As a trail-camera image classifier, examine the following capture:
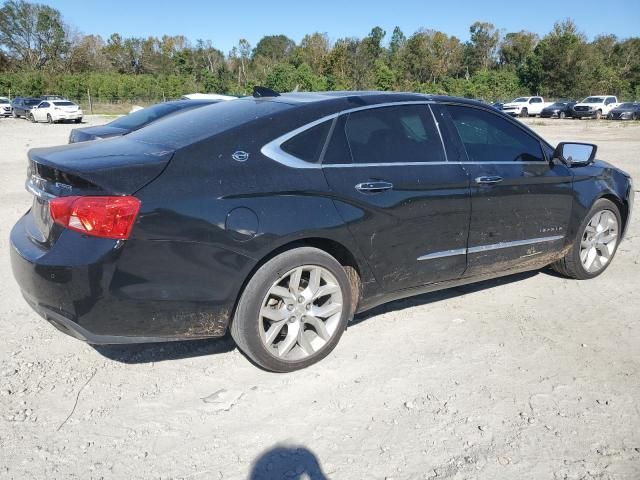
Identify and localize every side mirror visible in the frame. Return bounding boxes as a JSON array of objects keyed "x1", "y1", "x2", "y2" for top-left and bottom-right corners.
[{"x1": 554, "y1": 142, "x2": 597, "y2": 167}]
